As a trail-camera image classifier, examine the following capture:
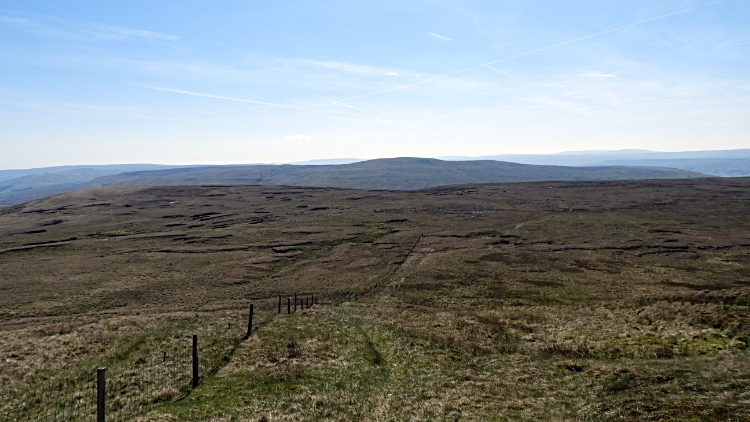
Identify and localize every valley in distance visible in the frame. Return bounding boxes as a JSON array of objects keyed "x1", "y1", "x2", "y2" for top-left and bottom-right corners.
[{"x1": 1, "y1": 171, "x2": 749, "y2": 420}]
